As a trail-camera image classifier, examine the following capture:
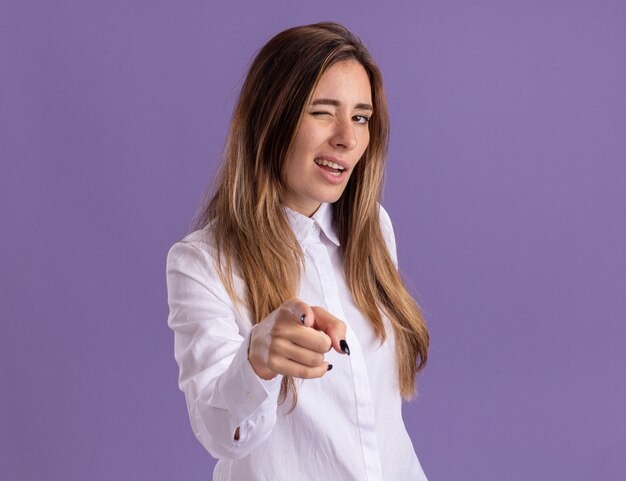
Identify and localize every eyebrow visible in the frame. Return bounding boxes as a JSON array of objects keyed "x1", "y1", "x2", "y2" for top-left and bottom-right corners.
[{"x1": 311, "y1": 98, "x2": 374, "y2": 112}]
